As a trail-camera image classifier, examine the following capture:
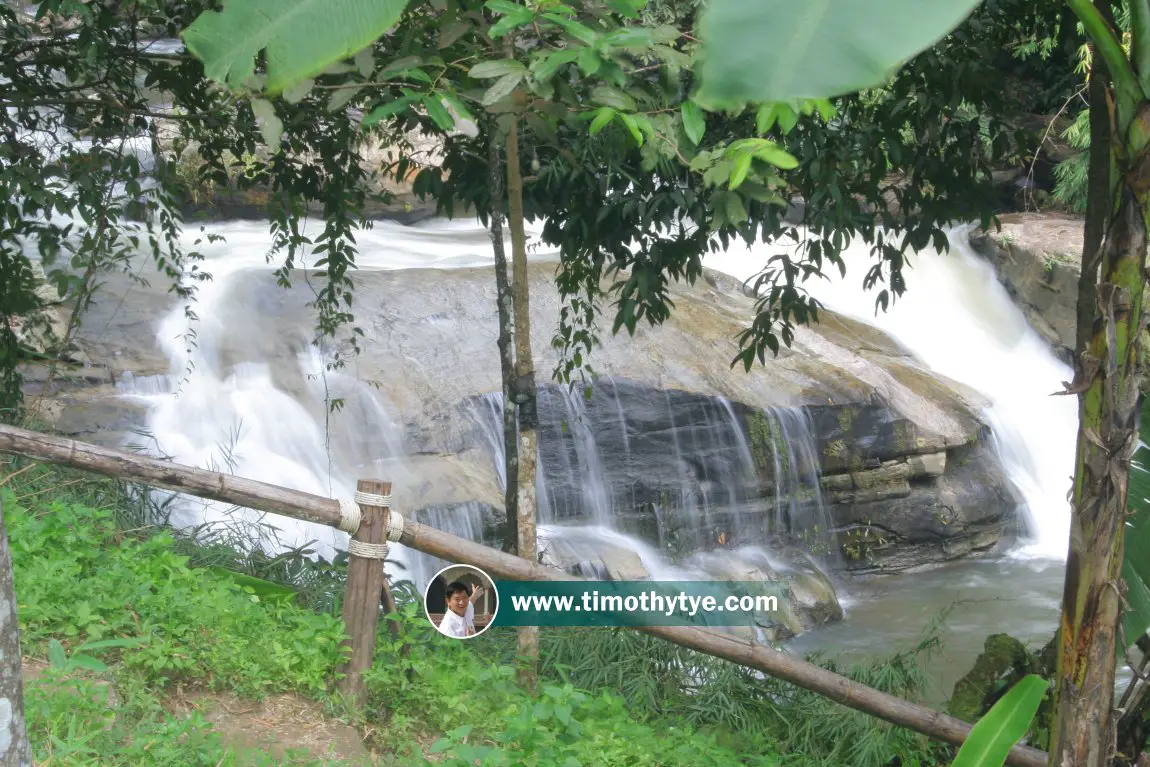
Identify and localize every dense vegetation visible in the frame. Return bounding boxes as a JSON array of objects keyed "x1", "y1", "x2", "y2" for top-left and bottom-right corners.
[{"x1": 7, "y1": 457, "x2": 952, "y2": 766}]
